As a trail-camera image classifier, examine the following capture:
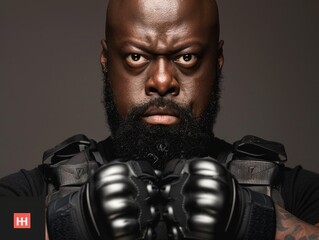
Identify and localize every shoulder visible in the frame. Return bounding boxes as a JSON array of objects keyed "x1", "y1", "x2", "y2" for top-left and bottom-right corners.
[
  {"x1": 0, "y1": 167, "x2": 47, "y2": 197},
  {"x1": 282, "y1": 166, "x2": 319, "y2": 199},
  {"x1": 282, "y1": 165, "x2": 319, "y2": 184},
  {"x1": 0, "y1": 135, "x2": 114, "y2": 197},
  {"x1": 281, "y1": 166, "x2": 319, "y2": 224}
]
